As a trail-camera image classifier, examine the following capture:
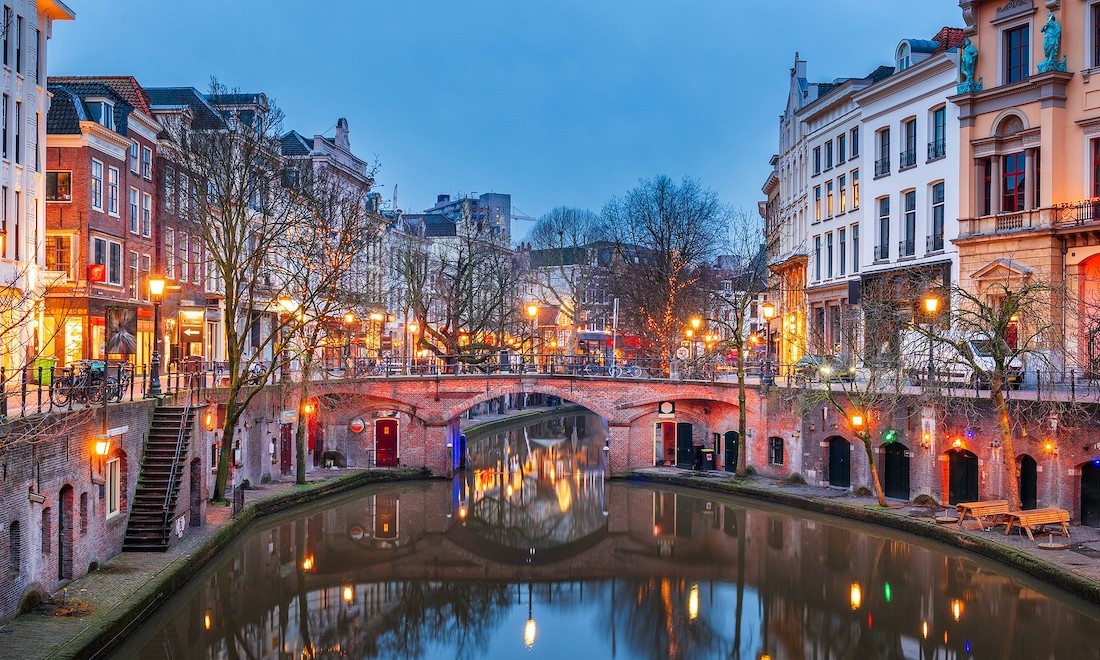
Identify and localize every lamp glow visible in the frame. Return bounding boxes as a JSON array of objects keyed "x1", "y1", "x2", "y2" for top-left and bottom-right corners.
[
  {"x1": 688, "y1": 583, "x2": 700, "y2": 620},
  {"x1": 343, "y1": 585, "x2": 354, "y2": 603},
  {"x1": 524, "y1": 617, "x2": 537, "y2": 648},
  {"x1": 952, "y1": 598, "x2": 962, "y2": 621},
  {"x1": 923, "y1": 295, "x2": 940, "y2": 315},
  {"x1": 850, "y1": 583, "x2": 862, "y2": 610}
]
